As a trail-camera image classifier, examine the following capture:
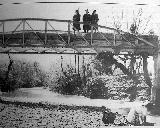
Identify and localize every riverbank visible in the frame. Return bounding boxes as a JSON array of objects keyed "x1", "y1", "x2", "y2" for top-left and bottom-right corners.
[{"x1": 0, "y1": 87, "x2": 160, "y2": 127}]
